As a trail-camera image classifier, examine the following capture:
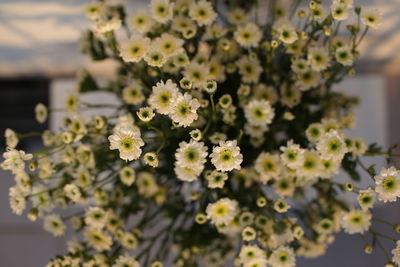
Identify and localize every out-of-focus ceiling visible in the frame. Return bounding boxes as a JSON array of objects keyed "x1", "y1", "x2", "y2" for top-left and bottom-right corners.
[{"x1": 0, "y1": 0, "x2": 399, "y2": 77}]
